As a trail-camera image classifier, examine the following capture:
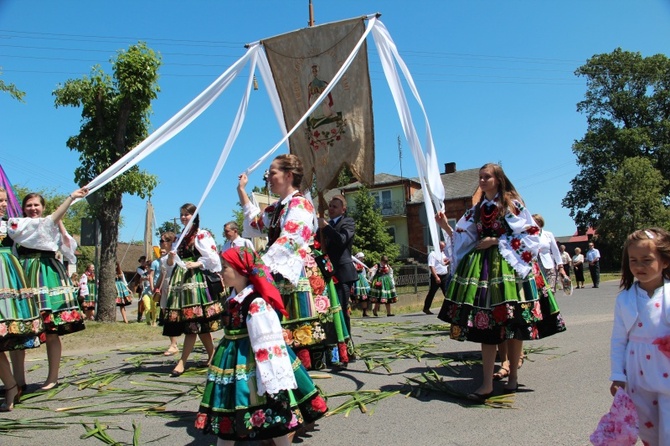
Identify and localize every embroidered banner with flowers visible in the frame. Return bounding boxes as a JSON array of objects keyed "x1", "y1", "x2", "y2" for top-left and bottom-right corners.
[{"x1": 262, "y1": 17, "x2": 375, "y2": 192}]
